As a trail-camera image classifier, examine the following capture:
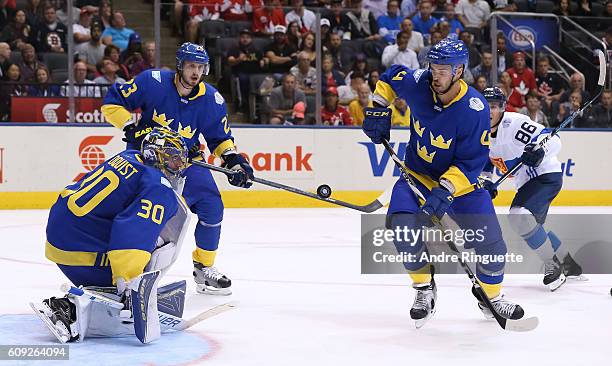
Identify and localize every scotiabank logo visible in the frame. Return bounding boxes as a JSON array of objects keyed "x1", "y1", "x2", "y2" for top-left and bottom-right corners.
[
  {"x1": 207, "y1": 146, "x2": 312, "y2": 171},
  {"x1": 0, "y1": 147, "x2": 4, "y2": 183},
  {"x1": 73, "y1": 136, "x2": 114, "y2": 181}
]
